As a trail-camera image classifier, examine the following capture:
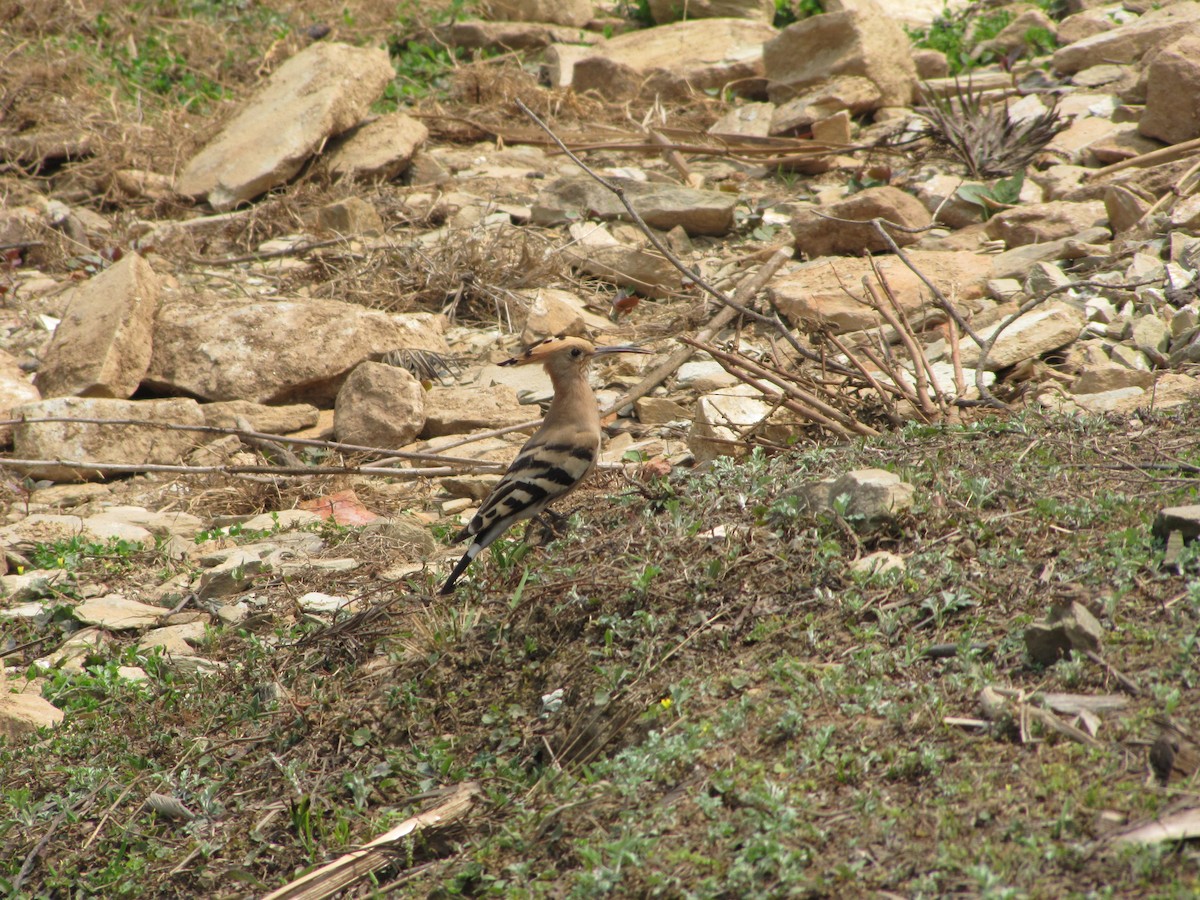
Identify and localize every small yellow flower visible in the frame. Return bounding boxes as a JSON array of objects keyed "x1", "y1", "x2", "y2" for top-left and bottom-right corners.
[{"x1": 660, "y1": 697, "x2": 672, "y2": 710}]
